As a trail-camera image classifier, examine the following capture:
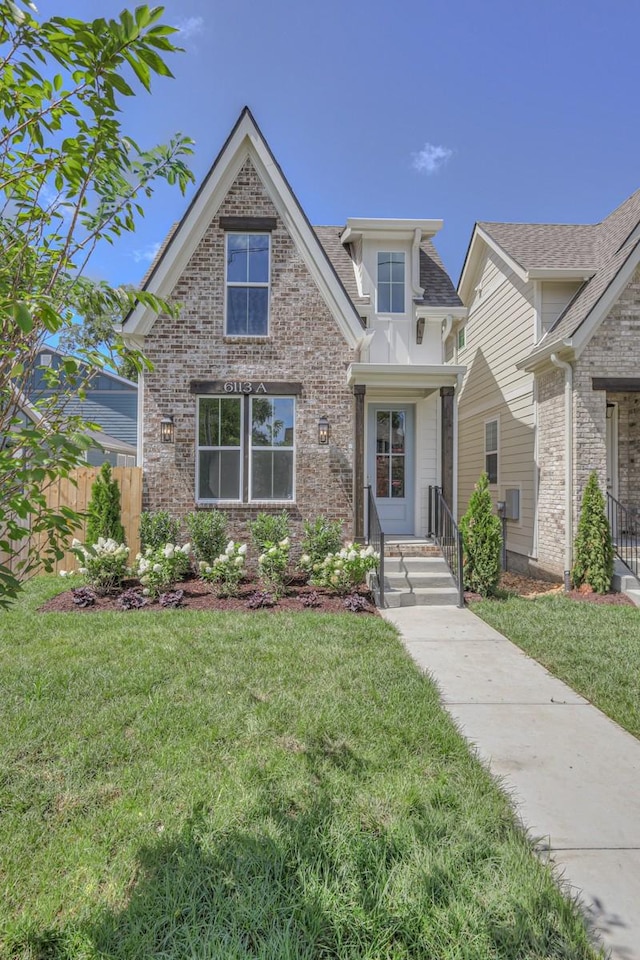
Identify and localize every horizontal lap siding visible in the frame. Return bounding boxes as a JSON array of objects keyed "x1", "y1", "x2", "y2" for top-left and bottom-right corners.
[{"x1": 456, "y1": 250, "x2": 535, "y2": 558}]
